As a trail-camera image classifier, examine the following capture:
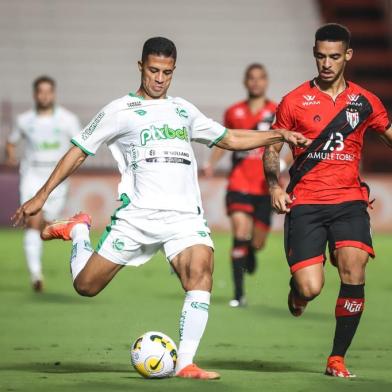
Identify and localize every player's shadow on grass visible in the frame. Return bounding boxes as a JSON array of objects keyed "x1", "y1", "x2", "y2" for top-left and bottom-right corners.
[
  {"x1": 202, "y1": 359, "x2": 318, "y2": 374},
  {"x1": 0, "y1": 362, "x2": 131, "y2": 374}
]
